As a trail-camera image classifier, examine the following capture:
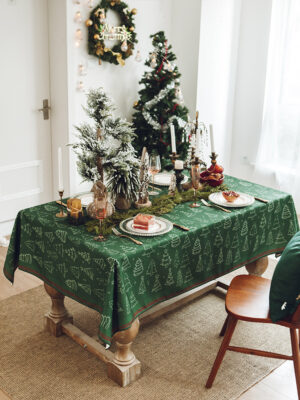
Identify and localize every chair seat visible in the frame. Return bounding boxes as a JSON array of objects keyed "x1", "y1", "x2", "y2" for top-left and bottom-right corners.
[{"x1": 226, "y1": 275, "x2": 272, "y2": 322}]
